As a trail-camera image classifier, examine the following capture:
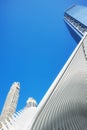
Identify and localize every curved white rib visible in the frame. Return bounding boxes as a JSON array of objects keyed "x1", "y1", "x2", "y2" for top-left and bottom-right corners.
[
  {"x1": 1, "y1": 34, "x2": 87, "y2": 130},
  {"x1": 27, "y1": 33, "x2": 87, "y2": 130}
]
